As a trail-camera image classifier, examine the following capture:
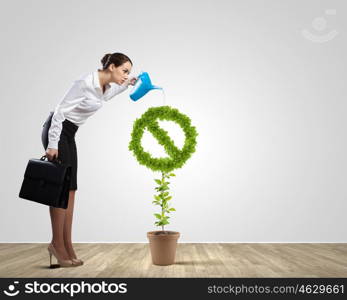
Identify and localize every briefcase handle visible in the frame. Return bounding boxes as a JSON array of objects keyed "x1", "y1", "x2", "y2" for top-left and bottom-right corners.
[{"x1": 40, "y1": 155, "x2": 62, "y2": 165}]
